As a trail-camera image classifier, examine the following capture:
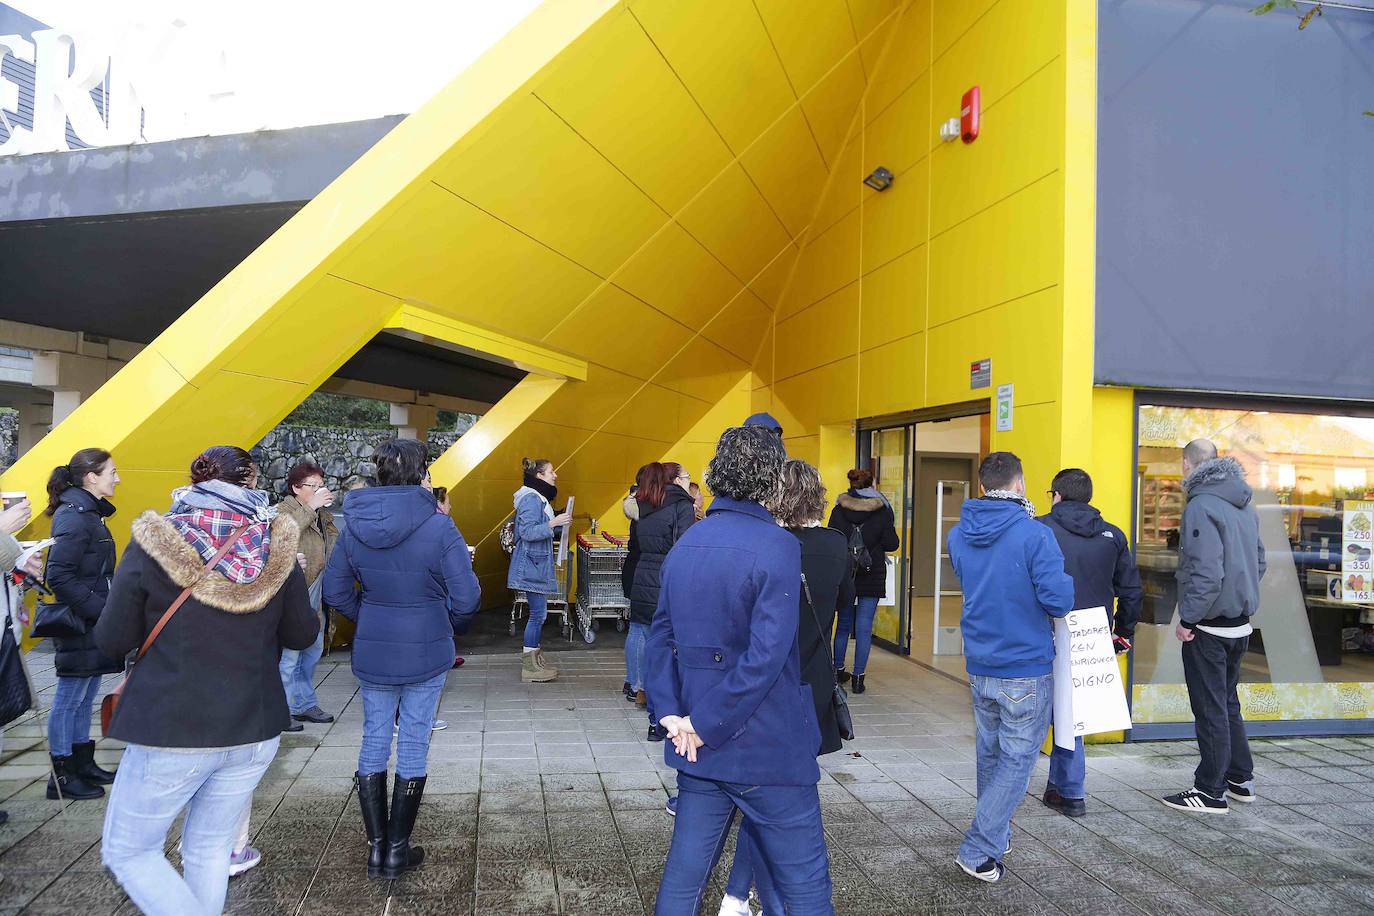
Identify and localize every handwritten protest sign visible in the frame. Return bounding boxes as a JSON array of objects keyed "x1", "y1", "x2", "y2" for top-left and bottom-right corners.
[{"x1": 1052, "y1": 606, "x2": 1132, "y2": 750}]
